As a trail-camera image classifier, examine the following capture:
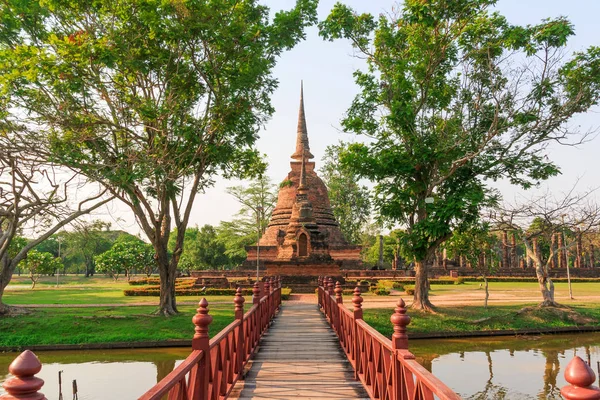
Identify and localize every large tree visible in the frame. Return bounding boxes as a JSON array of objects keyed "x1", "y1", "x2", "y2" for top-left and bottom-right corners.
[
  {"x1": 495, "y1": 190, "x2": 600, "y2": 306},
  {"x1": 319, "y1": 0, "x2": 600, "y2": 310},
  {"x1": 0, "y1": 0, "x2": 318, "y2": 315},
  {"x1": 0, "y1": 150, "x2": 111, "y2": 314},
  {"x1": 62, "y1": 220, "x2": 112, "y2": 277},
  {"x1": 216, "y1": 175, "x2": 278, "y2": 265},
  {"x1": 320, "y1": 142, "x2": 371, "y2": 244}
]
